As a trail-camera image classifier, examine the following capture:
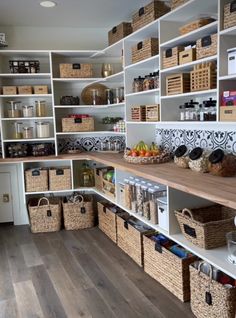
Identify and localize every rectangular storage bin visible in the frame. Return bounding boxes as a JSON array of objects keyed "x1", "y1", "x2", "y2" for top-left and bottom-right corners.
[
  {"x1": 170, "y1": 0, "x2": 189, "y2": 10},
  {"x1": 196, "y1": 33, "x2": 217, "y2": 60},
  {"x1": 179, "y1": 18, "x2": 215, "y2": 35},
  {"x1": 162, "y1": 46, "x2": 185, "y2": 69},
  {"x1": 63, "y1": 194, "x2": 95, "y2": 230},
  {"x1": 131, "y1": 105, "x2": 146, "y2": 121},
  {"x1": 33, "y1": 85, "x2": 48, "y2": 94},
  {"x1": 108, "y1": 22, "x2": 132, "y2": 46},
  {"x1": 62, "y1": 117, "x2": 94, "y2": 132},
  {"x1": 224, "y1": 1, "x2": 236, "y2": 30},
  {"x1": 9, "y1": 60, "x2": 40, "y2": 73},
  {"x1": 166, "y1": 73, "x2": 190, "y2": 95},
  {"x1": 59, "y1": 63, "x2": 93, "y2": 78},
  {"x1": 2, "y1": 86, "x2": 17, "y2": 95},
  {"x1": 132, "y1": 0, "x2": 170, "y2": 32},
  {"x1": 25, "y1": 168, "x2": 48, "y2": 192},
  {"x1": 220, "y1": 106, "x2": 236, "y2": 121},
  {"x1": 175, "y1": 205, "x2": 236, "y2": 249},
  {"x1": 132, "y1": 38, "x2": 159, "y2": 64},
  {"x1": 190, "y1": 62, "x2": 217, "y2": 92},
  {"x1": 190, "y1": 264, "x2": 236, "y2": 318},
  {"x1": 18, "y1": 86, "x2": 32, "y2": 95},
  {"x1": 49, "y1": 167, "x2": 72, "y2": 191},
  {"x1": 179, "y1": 48, "x2": 196, "y2": 65},
  {"x1": 117, "y1": 213, "x2": 153, "y2": 266},
  {"x1": 143, "y1": 234, "x2": 197, "y2": 302},
  {"x1": 28, "y1": 197, "x2": 61, "y2": 233},
  {"x1": 146, "y1": 104, "x2": 160, "y2": 121}
]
